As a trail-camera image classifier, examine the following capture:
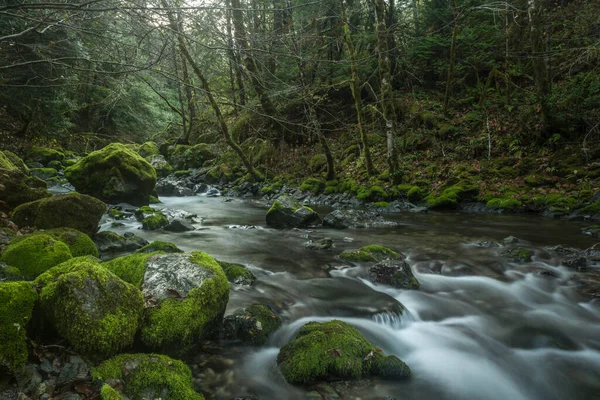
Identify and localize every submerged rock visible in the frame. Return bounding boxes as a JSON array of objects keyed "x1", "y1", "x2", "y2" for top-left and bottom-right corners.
[
  {"x1": 322, "y1": 209, "x2": 400, "y2": 229},
  {"x1": 0, "y1": 281, "x2": 37, "y2": 372},
  {"x1": 11, "y1": 193, "x2": 105, "y2": 236},
  {"x1": 339, "y1": 245, "x2": 402, "y2": 263},
  {"x1": 266, "y1": 194, "x2": 321, "y2": 229},
  {"x1": 103, "y1": 252, "x2": 229, "y2": 353},
  {"x1": 305, "y1": 237, "x2": 334, "y2": 250},
  {"x1": 65, "y1": 143, "x2": 157, "y2": 206},
  {"x1": 369, "y1": 259, "x2": 420, "y2": 290},
  {"x1": 93, "y1": 354, "x2": 203, "y2": 400},
  {"x1": 222, "y1": 304, "x2": 282, "y2": 345},
  {"x1": 35, "y1": 259, "x2": 144, "y2": 358},
  {"x1": 277, "y1": 320, "x2": 411, "y2": 384}
]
